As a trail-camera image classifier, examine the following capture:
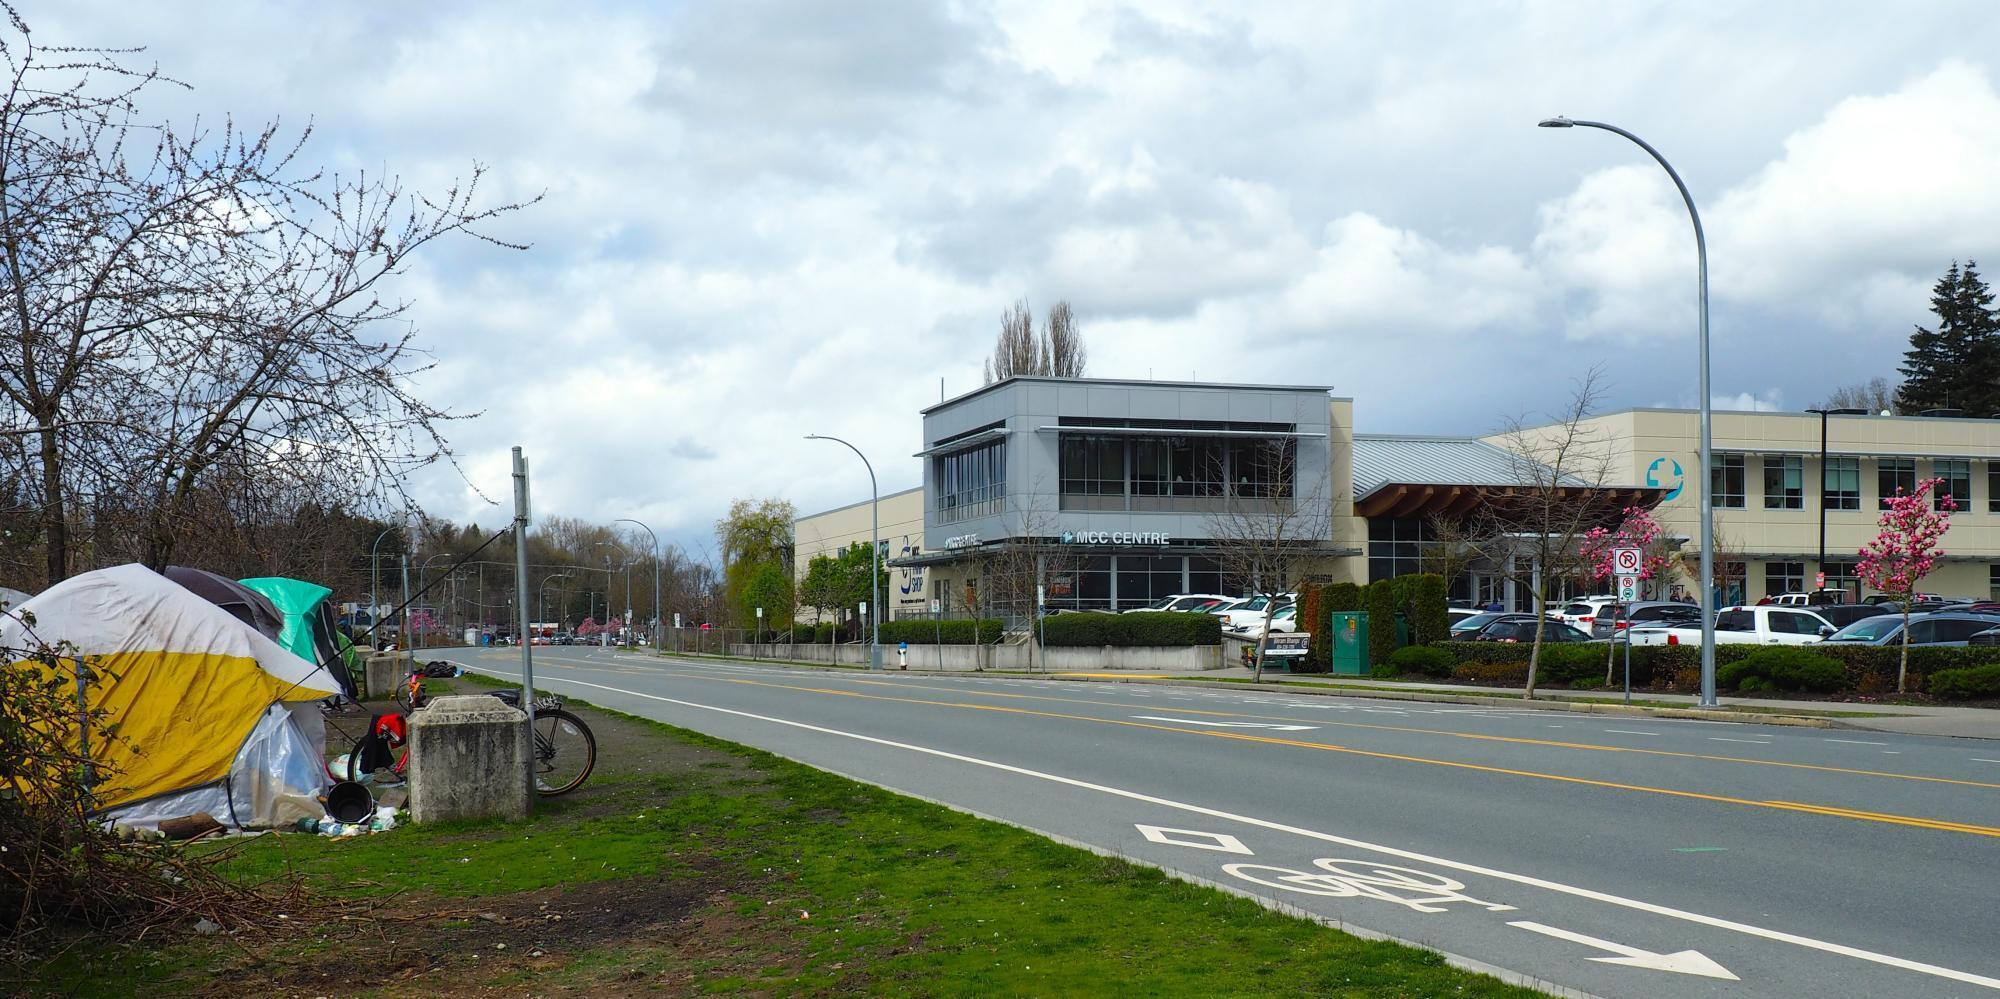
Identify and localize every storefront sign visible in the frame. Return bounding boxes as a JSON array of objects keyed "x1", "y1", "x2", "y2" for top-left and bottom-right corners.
[
  {"x1": 1059, "y1": 530, "x2": 1170, "y2": 546},
  {"x1": 1264, "y1": 633, "x2": 1310, "y2": 658},
  {"x1": 944, "y1": 534, "x2": 982, "y2": 549}
]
